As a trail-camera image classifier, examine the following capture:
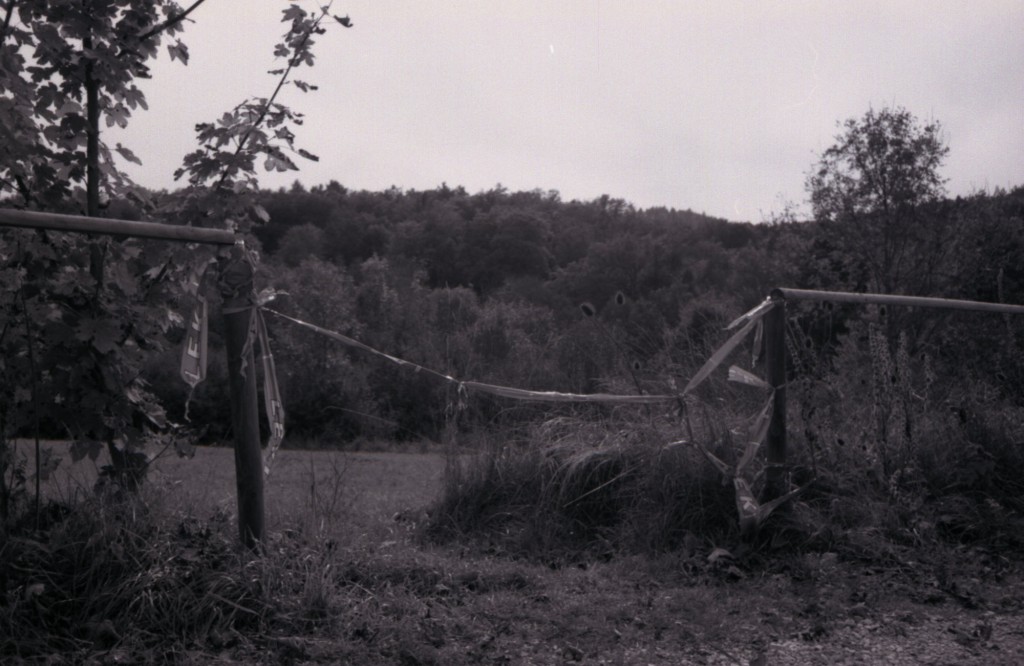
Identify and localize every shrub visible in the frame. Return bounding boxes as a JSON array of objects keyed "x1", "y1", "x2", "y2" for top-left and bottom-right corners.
[
  {"x1": 0, "y1": 495, "x2": 260, "y2": 660},
  {"x1": 426, "y1": 415, "x2": 737, "y2": 560},
  {"x1": 786, "y1": 313, "x2": 1024, "y2": 552}
]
